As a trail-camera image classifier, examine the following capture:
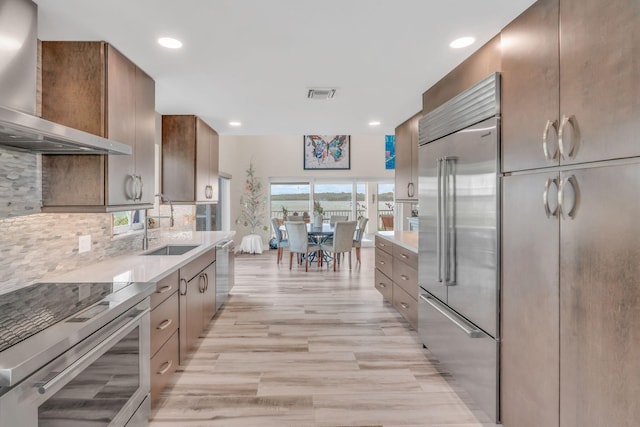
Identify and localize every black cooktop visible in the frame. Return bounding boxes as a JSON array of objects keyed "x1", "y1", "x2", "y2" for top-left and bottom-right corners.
[{"x1": 0, "y1": 282, "x2": 133, "y2": 353}]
